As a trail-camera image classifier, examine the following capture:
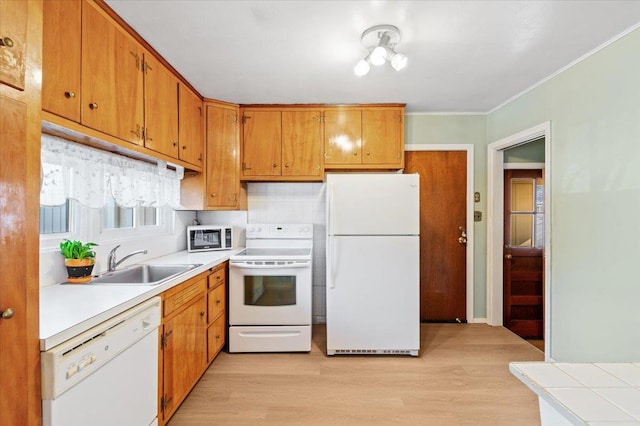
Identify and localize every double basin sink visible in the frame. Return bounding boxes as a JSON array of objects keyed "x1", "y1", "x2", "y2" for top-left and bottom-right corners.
[{"x1": 89, "y1": 264, "x2": 202, "y2": 286}]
